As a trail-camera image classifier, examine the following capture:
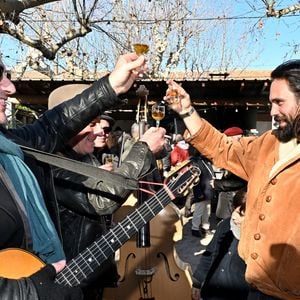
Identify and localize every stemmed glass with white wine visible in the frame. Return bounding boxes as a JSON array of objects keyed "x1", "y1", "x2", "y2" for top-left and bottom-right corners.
[
  {"x1": 151, "y1": 102, "x2": 165, "y2": 127},
  {"x1": 133, "y1": 42, "x2": 149, "y2": 73},
  {"x1": 133, "y1": 43, "x2": 149, "y2": 56}
]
